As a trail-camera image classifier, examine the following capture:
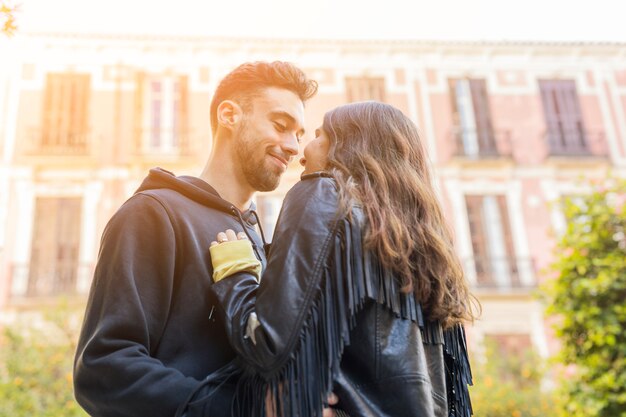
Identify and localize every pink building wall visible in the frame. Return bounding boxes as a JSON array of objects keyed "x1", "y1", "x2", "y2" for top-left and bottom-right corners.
[{"x1": 1, "y1": 35, "x2": 625, "y2": 361}]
